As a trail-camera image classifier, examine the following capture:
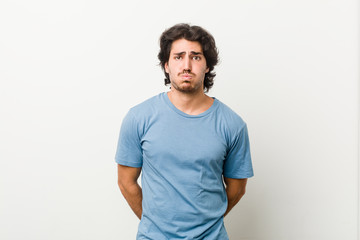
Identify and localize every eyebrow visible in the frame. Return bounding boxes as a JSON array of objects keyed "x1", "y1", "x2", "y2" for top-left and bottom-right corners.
[{"x1": 173, "y1": 51, "x2": 203, "y2": 55}]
